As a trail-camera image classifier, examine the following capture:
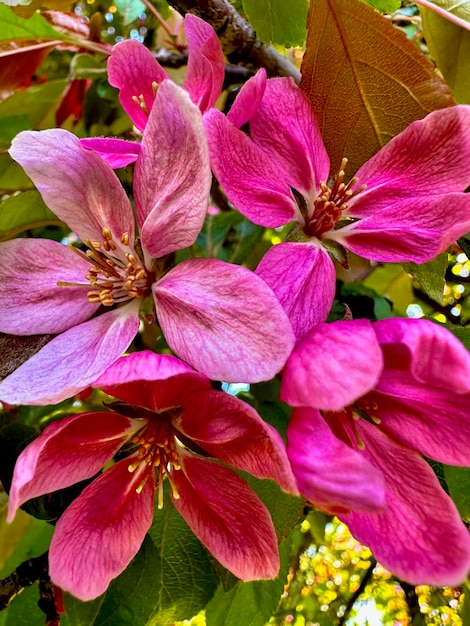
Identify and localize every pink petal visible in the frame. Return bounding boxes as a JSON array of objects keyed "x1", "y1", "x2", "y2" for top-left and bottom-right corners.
[
  {"x1": 107, "y1": 39, "x2": 169, "y2": 132},
  {"x1": 287, "y1": 407, "x2": 386, "y2": 513},
  {"x1": 183, "y1": 14, "x2": 225, "y2": 112},
  {"x1": 256, "y1": 242, "x2": 336, "y2": 341},
  {"x1": 171, "y1": 449, "x2": 280, "y2": 580},
  {"x1": 135, "y1": 81, "x2": 211, "y2": 259},
  {"x1": 80, "y1": 137, "x2": 141, "y2": 168},
  {"x1": 177, "y1": 389, "x2": 298, "y2": 494},
  {"x1": 153, "y1": 258, "x2": 295, "y2": 382},
  {"x1": 226, "y1": 69, "x2": 267, "y2": 128},
  {"x1": 49, "y1": 457, "x2": 154, "y2": 600},
  {"x1": 94, "y1": 350, "x2": 210, "y2": 411},
  {"x1": 9, "y1": 130, "x2": 135, "y2": 252},
  {"x1": 341, "y1": 420, "x2": 470, "y2": 586},
  {"x1": 281, "y1": 319, "x2": 383, "y2": 411},
  {"x1": 7, "y1": 411, "x2": 139, "y2": 522},
  {"x1": 0, "y1": 303, "x2": 140, "y2": 406},
  {"x1": 204, "y1": 108, "x2": 300, "y2": 227},
  {"x1": 0, "y1": 238, "x2": 98, "y2": 334}
]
